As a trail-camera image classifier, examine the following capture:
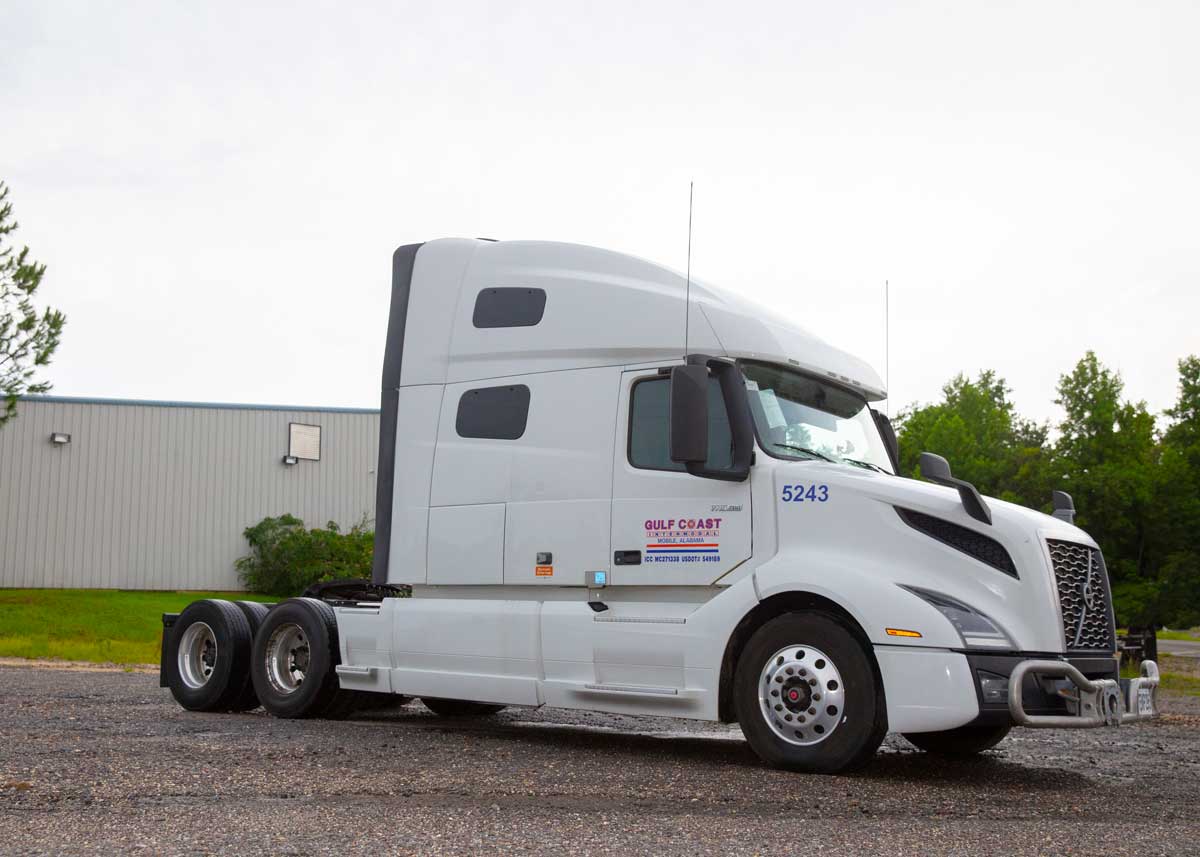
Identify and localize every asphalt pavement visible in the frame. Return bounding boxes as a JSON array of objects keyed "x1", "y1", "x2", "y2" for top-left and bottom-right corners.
[
  {"x1": 1158, "y1": 638, "x2": 1200, "y2": 659},
  {"x1": 1, "y1": 663, "x2": 1198, "y2": 856}
]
